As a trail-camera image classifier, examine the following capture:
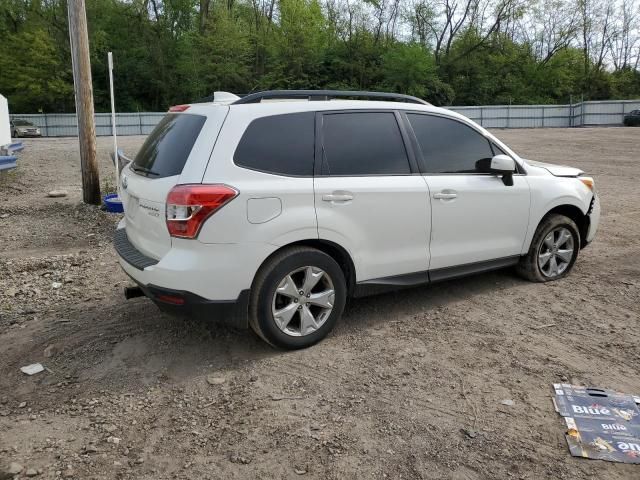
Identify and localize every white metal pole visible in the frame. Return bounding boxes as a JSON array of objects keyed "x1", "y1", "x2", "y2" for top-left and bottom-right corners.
[{"x1": 108, "y1": 51, "x2": 119, "y2": 197}]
